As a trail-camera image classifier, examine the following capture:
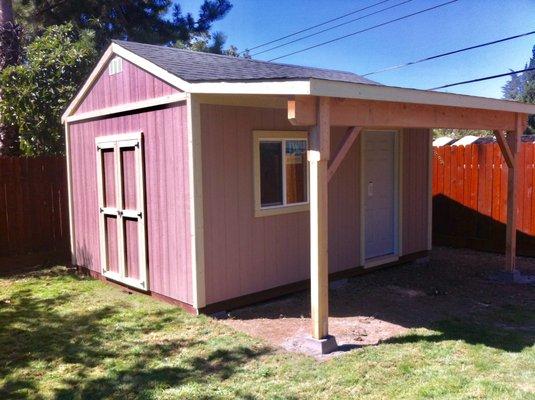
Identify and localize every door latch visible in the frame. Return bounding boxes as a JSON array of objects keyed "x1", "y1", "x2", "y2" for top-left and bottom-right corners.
[{"x1": 368, "y1": 181, "x2": 374, "y2": 196}]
